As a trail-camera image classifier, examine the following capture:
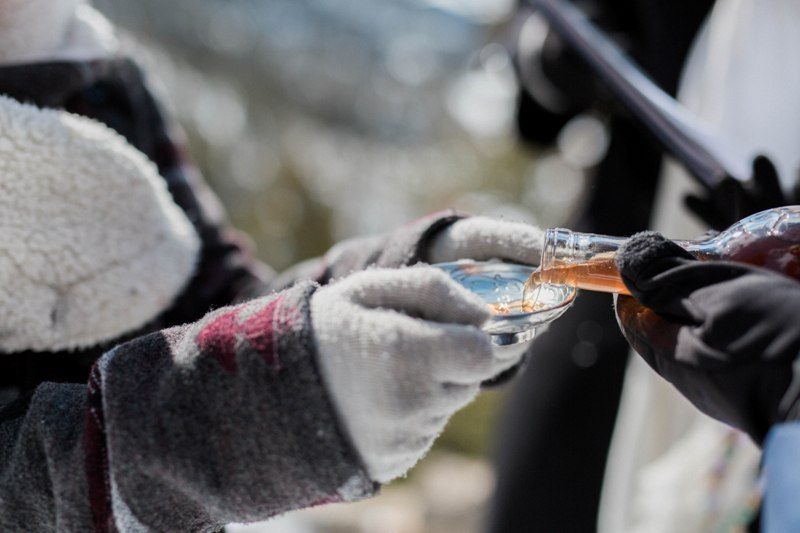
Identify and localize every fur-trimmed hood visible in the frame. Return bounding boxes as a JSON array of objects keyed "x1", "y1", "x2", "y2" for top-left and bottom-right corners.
[{"x1": 0, "y1": 95, "x2": 200, "y2": 352}]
